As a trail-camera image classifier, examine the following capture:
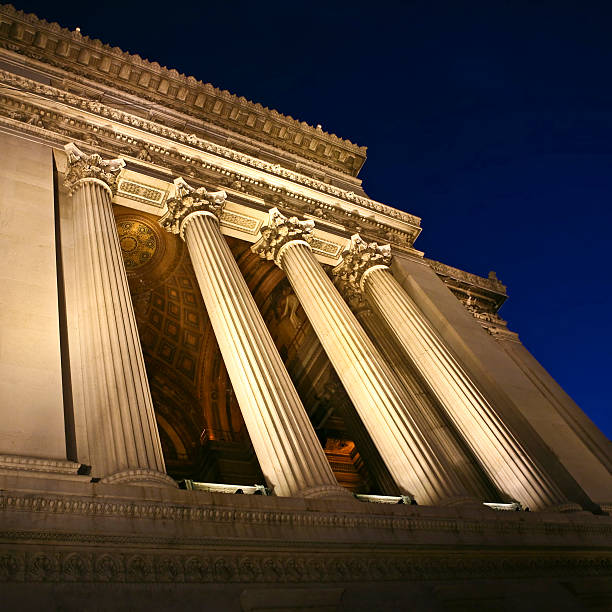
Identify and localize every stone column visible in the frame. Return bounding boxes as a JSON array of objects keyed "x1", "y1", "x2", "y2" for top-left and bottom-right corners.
[
  {"x1": 64, "y1": 143, "x2": 173, "y2": 486},
  {"x1": 333, "y1": 234, "x2": 569, "y2": 510},
  {"x1": 348, "y1": 296, "x2": 496, "y2": 500},
  {"x1": 252, "y1": 209, "x2": 474, "y2": 506},
  {"x1": 321, "y1": 377, "x2": 400, "y2": 496},
  {"x1": 159, "y1": 179, "x2": 346, "y2": 499}
]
